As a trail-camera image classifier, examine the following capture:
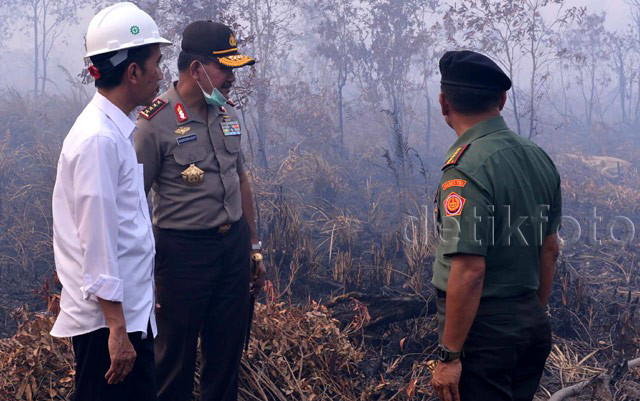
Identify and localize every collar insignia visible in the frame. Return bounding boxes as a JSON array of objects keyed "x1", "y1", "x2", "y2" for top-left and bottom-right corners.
[
  {"x1": 441, "y1": 144, "x2": 470, "y2": 170},
  {"x1": 139, "y1": 98, "x2": 167, "y2": 120},
  {"x1": 175, "y1": 103, "x2": 189, "y2": 123}
]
